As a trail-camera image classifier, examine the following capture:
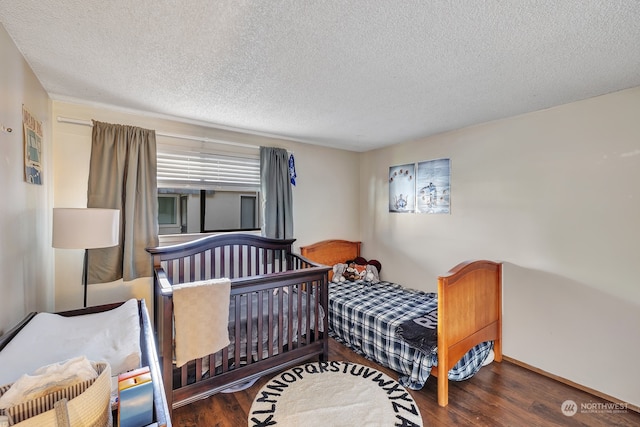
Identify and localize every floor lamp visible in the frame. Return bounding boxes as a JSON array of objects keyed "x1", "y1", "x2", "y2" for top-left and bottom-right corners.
[{"x1": 52, "y1": 208, "x2": 120, "y2": 307}]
